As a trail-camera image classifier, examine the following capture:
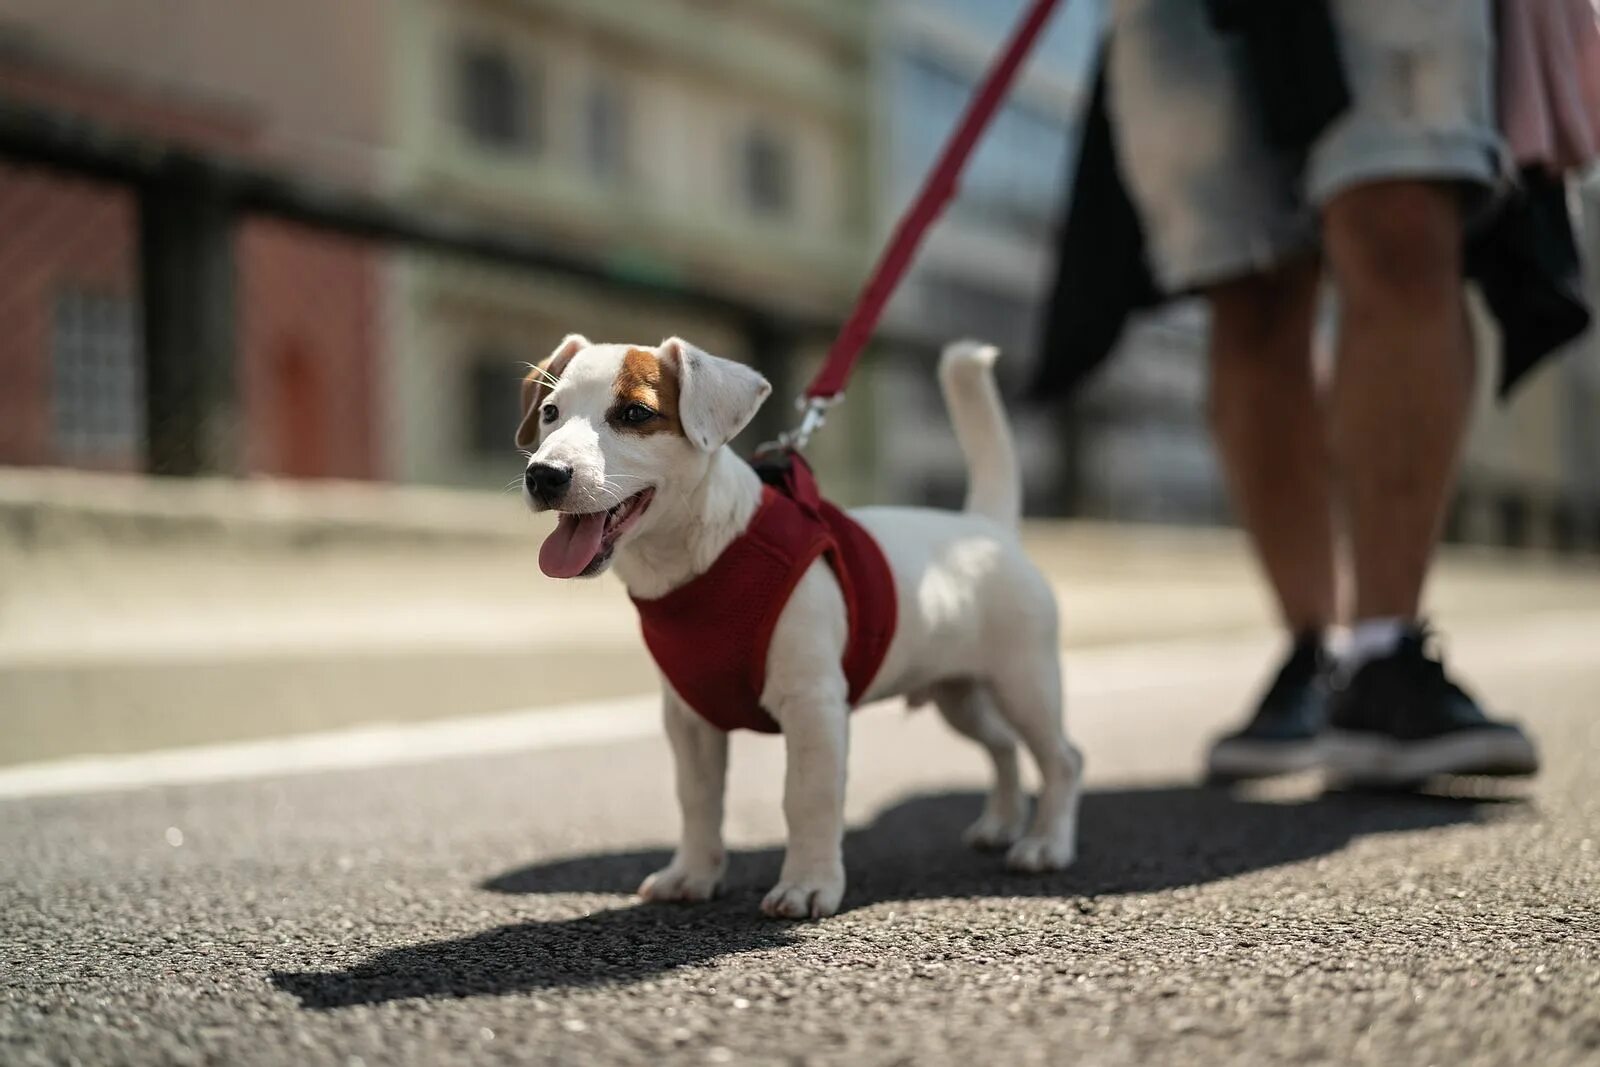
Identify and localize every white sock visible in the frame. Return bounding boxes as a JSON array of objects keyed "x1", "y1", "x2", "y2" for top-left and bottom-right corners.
[{"x1": 1343, "y1": 617, "x2": 1411, "y2": 671}]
